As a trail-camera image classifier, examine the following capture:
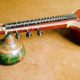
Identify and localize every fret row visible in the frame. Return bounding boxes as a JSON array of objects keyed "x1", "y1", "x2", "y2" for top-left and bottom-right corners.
[{"x1": 4, "y1": 14, "x2": 77, "y2": 29}]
